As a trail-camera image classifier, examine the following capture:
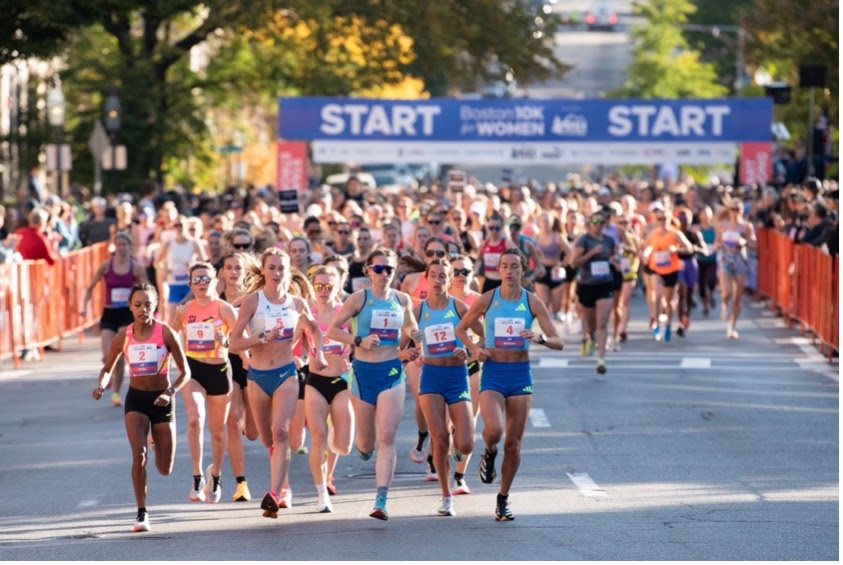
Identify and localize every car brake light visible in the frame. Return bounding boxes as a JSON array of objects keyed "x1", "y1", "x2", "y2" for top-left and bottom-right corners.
[{"x1": 586, "y1": 14, "x2": 595, "y2": 24}]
